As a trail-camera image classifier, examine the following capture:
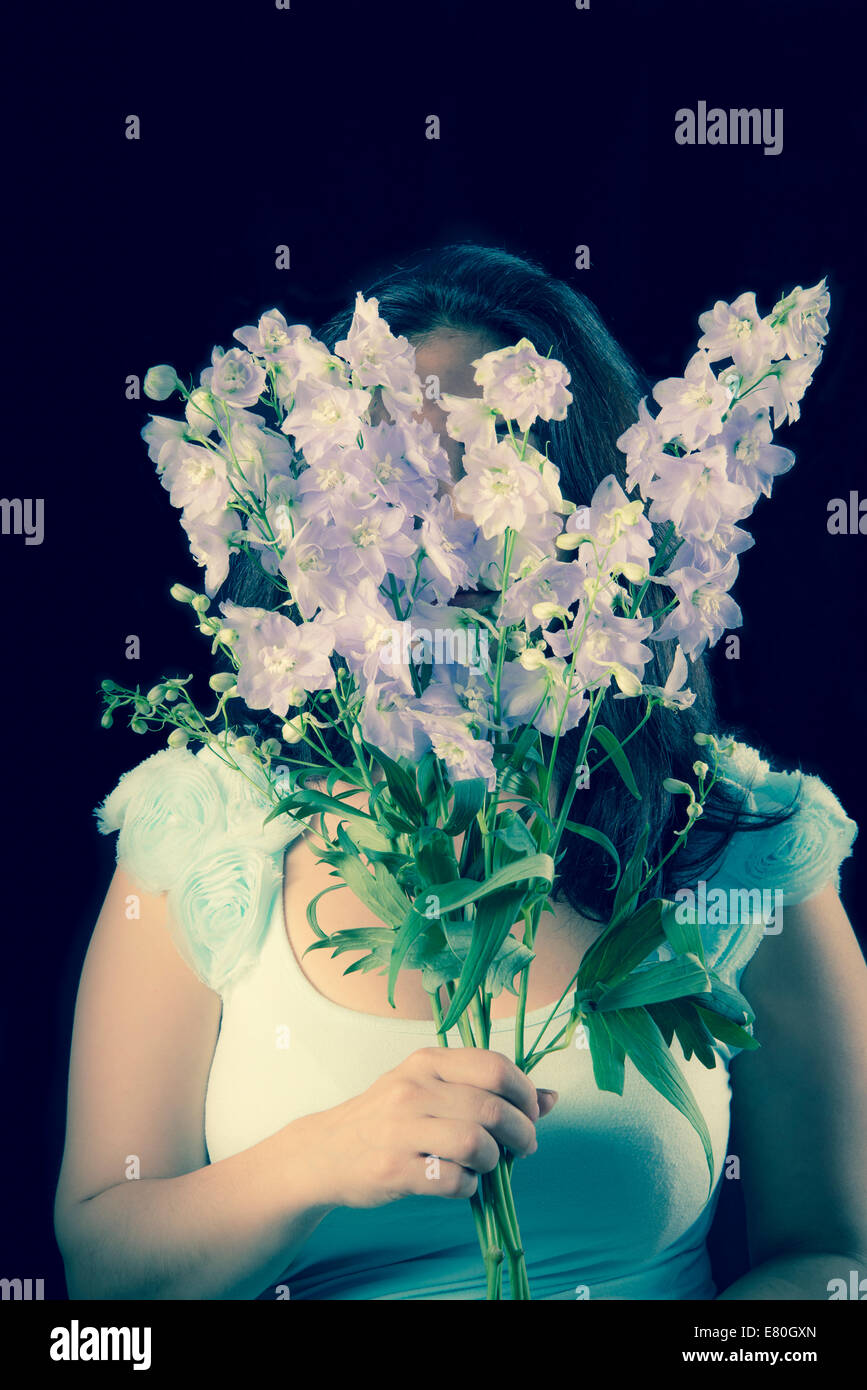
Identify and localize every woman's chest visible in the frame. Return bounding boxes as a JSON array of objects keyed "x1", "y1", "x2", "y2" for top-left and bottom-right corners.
[{"x1": 281, "y1": 840, "x2": 605, "y2": 1021}]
